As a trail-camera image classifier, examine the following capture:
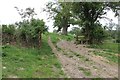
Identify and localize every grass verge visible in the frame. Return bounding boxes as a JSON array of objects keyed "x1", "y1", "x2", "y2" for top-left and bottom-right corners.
[
  {"x1": 88, "y1": 42, "x2": 119, "y2": 53},
  {"x1": 93, "y1": 50, "x2": 119, "y2": 63},
  {"x1": 2, "y1": 33, "x2": 65, "y2": 78}
]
